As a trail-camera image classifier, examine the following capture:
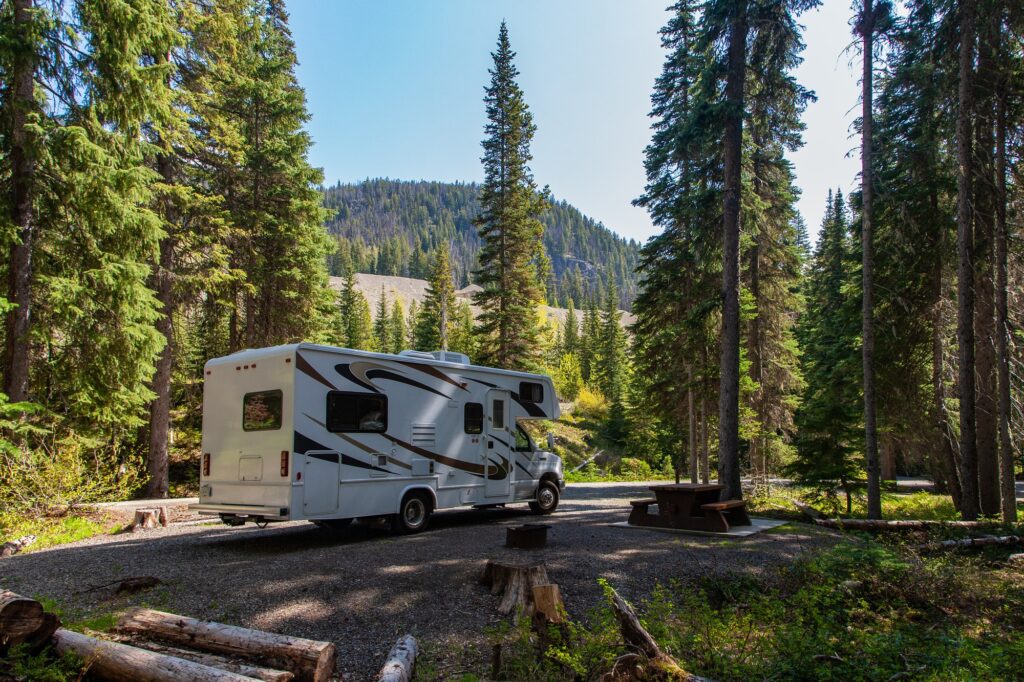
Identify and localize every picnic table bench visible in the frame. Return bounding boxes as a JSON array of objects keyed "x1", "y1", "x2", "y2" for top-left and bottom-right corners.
[{"x1": 628, "y1": 483, "x2": 751, "y2": 532}]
